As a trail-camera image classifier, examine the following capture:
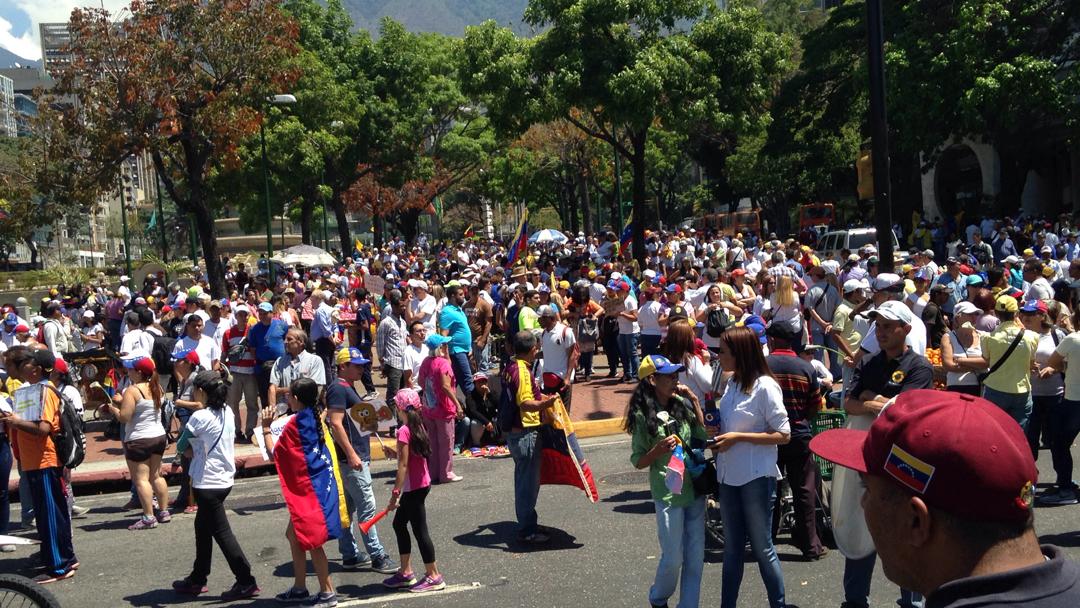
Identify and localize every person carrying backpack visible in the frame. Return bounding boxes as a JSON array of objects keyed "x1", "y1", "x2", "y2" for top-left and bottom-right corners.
[{"x1": 1, "y1": 349, "x2": 78, "y2": 583}]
